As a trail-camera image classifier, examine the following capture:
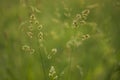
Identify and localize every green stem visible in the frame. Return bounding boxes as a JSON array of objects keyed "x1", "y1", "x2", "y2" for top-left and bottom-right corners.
[
  {"x1": 39, "y1": 47, "x2": 47, "y2": 80},
  {"x1": 68, "y1": 50, "x2": 72, "y2": 80},
  {"x1": 68, "y1": 28, "x2": 76, "y2": 80}
]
